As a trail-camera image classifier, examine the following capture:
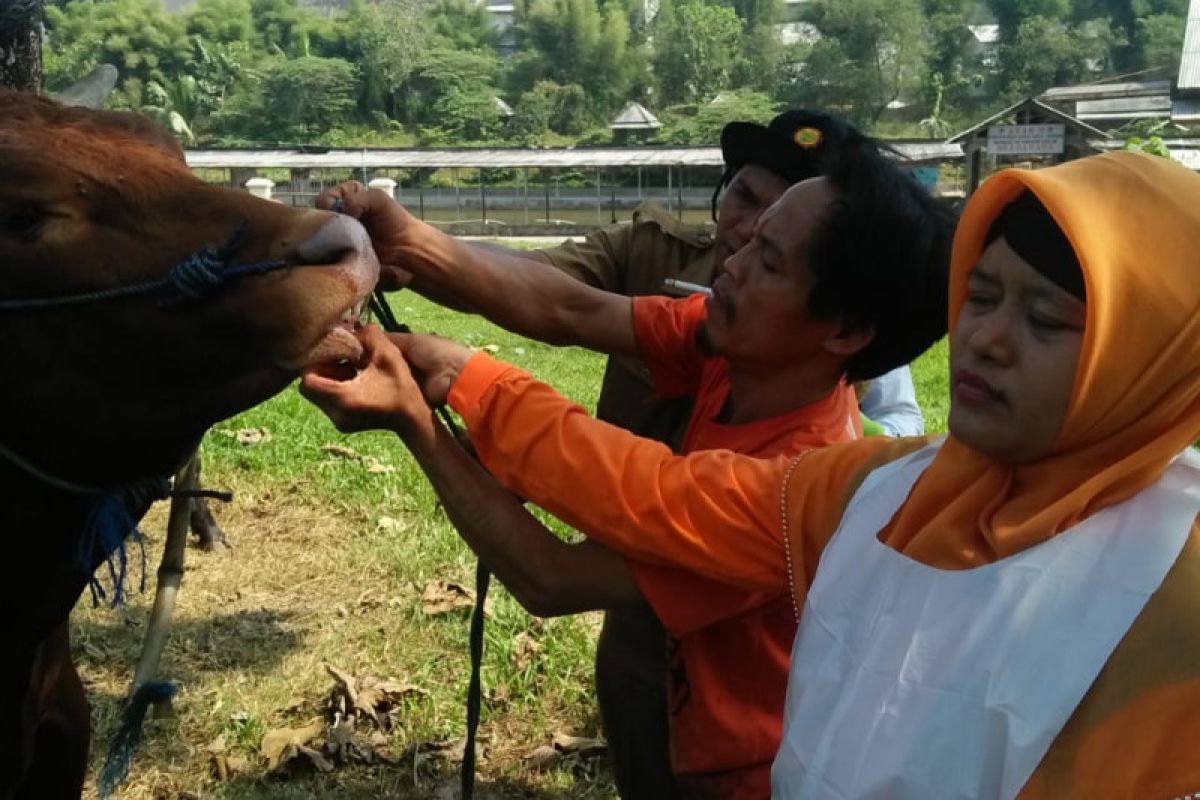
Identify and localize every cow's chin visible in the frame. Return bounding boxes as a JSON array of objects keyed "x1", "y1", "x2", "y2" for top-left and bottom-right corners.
[{"x1": 284, "y1": 324, "x2": 365, "y2": 370}]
